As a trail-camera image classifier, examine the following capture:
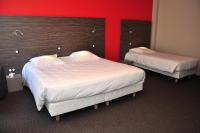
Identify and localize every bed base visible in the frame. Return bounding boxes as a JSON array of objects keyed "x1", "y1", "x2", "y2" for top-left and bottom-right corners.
[
  {"x1": 131, "y1": 62, "x2": 197, "y2": 82},
  {"x1": 45, "y1": 82, "x2": 143, "y2": 121},
  {"x1": 94, "y1": 104, "x2": 98, "y2": 110},
  {"x1": 105, "y1": 101, "x2": 110, "y2": 106},
  {"x1": 55, "y1": 115, "x2": 60, "y2": 121}
]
